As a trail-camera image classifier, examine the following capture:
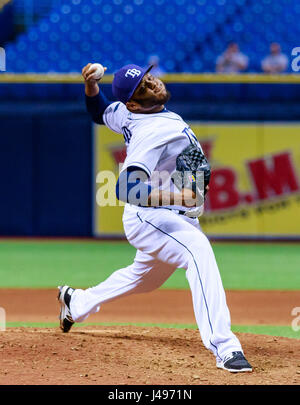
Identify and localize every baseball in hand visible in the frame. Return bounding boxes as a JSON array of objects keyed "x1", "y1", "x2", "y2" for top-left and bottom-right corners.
[{"x1": 87, "y1": 63, "x2": 105, "y2": 80}]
